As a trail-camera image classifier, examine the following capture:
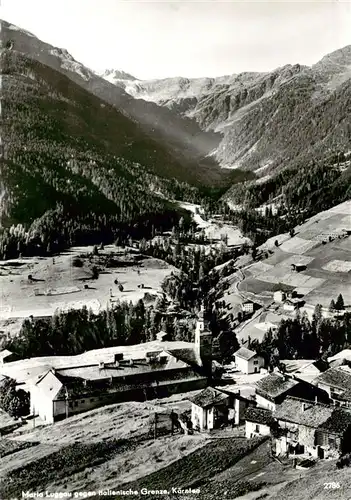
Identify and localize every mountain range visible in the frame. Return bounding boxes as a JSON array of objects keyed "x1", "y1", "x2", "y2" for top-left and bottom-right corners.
[
  {"x1": 100, "y1": 46, "x2": 351, "y2": 173},
  {"x1": 0, "y1": 19, "x2": 350, "y2": 255}
]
